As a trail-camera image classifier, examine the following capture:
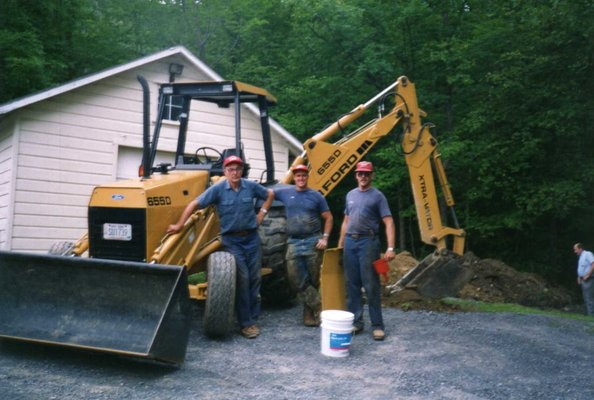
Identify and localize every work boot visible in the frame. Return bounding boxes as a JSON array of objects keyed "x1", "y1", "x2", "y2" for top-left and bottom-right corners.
[
  {"x1": 303, "y1": 306, "x2": 320, "y2": 327},
  {"x1": 372, "y1": 329, "x2": 385, "y2": 341},
  {"x1": 312, "y1": 306, "x2": 321, "y2": 326},
  {"x1": 302, "y1": 285, "x2": 321, "y2": 310},
  {"x1": 240, "y1": 325, "x2": 260, "y2": 339}
]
